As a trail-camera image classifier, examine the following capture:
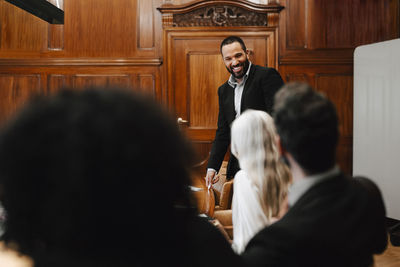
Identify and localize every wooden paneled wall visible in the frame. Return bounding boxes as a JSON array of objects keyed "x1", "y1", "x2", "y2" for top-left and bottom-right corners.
[
  {"x1": 0, "y1": 0, "x2": 164, "y2": 126},
  {"x1": 278, "y1": 0, "x2": 399, "y2": 174},
  {"x1": 0, "y1": 0, "x2": 398, "y2": 174}
]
